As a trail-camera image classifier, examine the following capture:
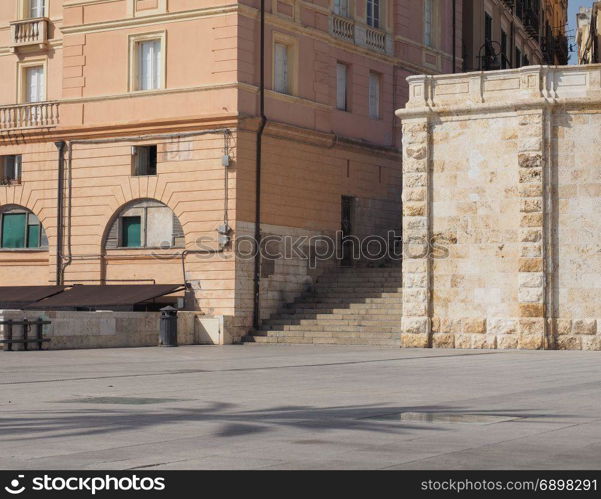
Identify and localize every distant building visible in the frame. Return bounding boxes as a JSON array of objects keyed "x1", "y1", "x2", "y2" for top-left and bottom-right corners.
[
  {"x1": 577, "y1": 3, "x2": 601, "y2": 64},
  {"x1": 462, "y1": 0, "x2": 568, "y2": 72}
]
